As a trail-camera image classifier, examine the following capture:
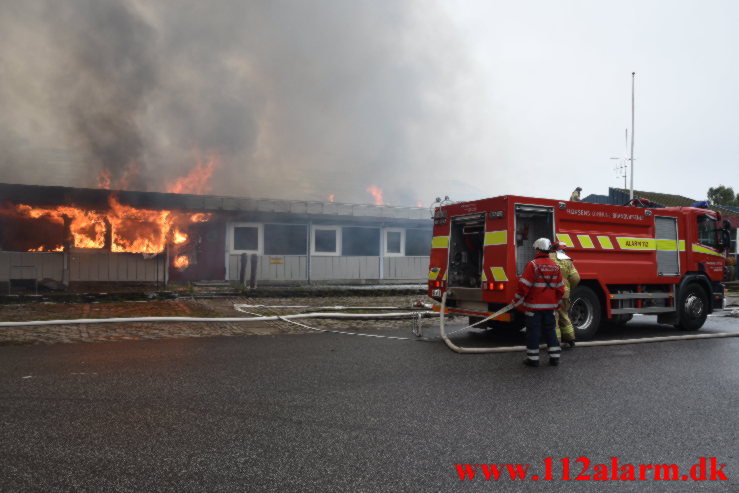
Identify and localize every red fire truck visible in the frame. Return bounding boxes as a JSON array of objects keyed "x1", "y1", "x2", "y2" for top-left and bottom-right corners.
[{"x1": 428, "y1": 196, "x2": 731, "y2": 339}]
